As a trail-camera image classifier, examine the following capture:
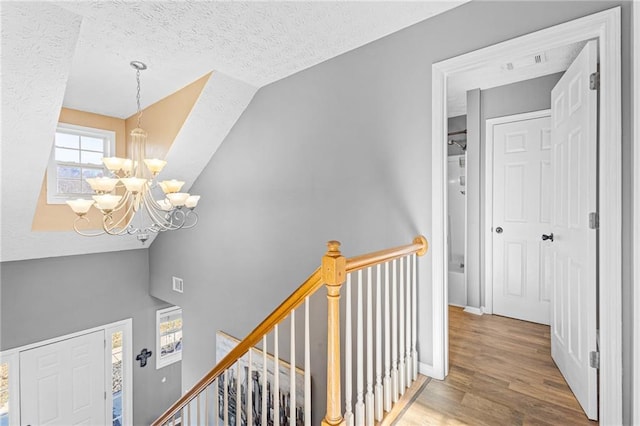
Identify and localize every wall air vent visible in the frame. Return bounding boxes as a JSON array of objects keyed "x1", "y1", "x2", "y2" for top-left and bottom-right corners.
[
  {"x1": 502, "y1": 52, "x2": 547, "y2": 71},
  {"x1": 172, "y1": 276, "x2": 184, "y2": 293}
]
